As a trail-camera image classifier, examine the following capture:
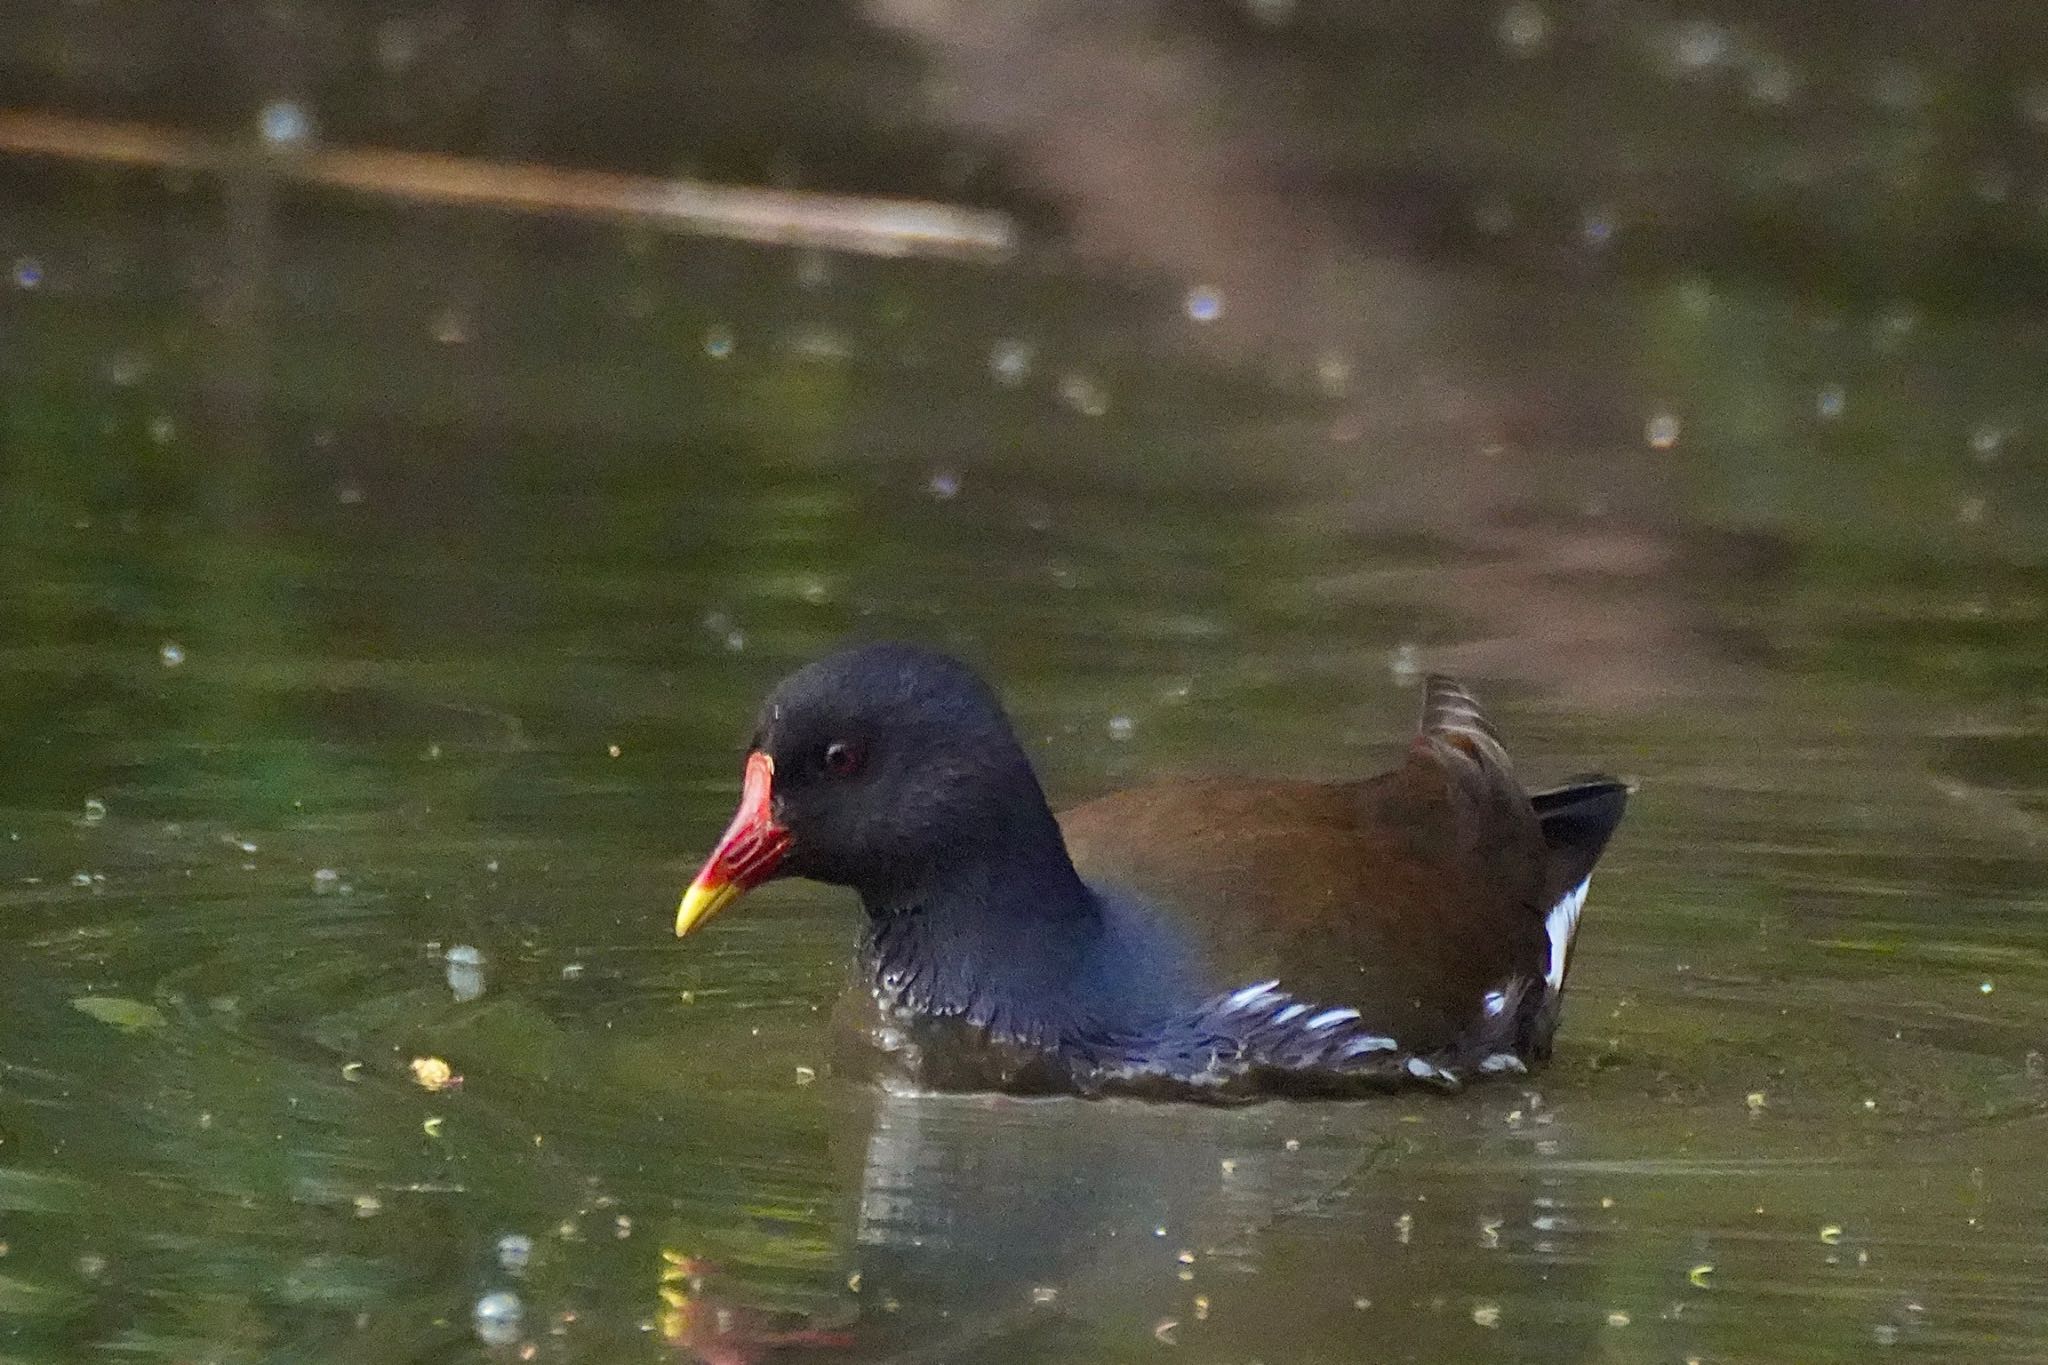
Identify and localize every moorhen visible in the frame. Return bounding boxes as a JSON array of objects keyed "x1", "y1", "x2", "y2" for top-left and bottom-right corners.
[{"x1": 675, "y1": 644, "x2": 1628, "y2": 1100}]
